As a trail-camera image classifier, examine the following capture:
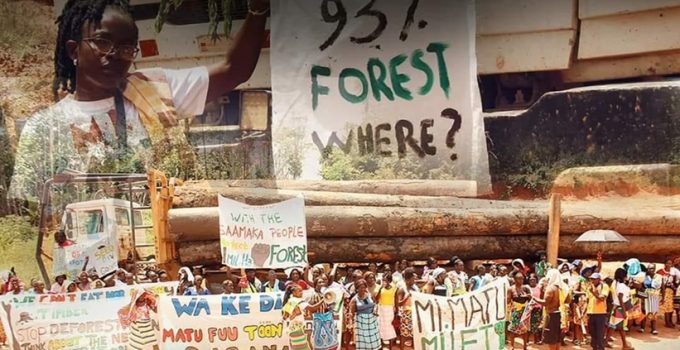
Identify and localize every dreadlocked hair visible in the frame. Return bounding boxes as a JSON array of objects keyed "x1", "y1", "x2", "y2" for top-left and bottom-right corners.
[{"x1": 53, "y1": 0, "x2": 133, "y2": 99}]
